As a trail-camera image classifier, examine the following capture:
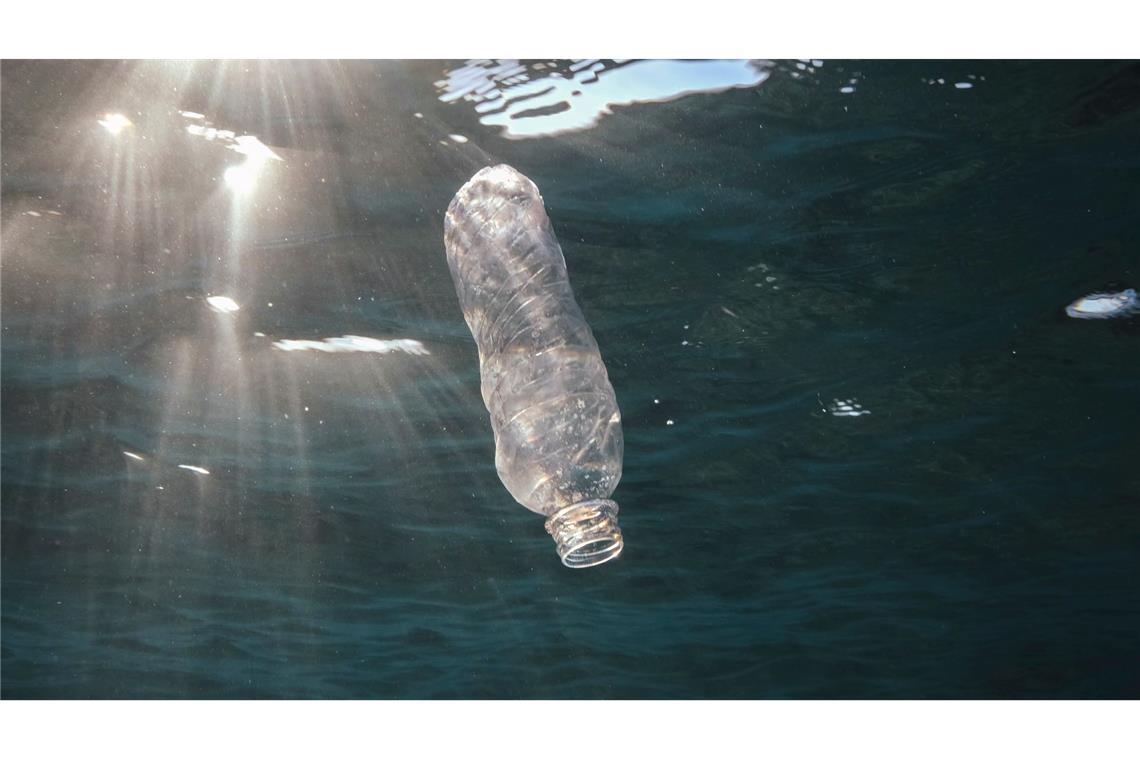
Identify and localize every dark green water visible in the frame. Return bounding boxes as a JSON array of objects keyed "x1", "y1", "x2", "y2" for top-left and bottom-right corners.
[{"x1": 2, "y1": 60, "x2": 1138, "y2": 698}]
